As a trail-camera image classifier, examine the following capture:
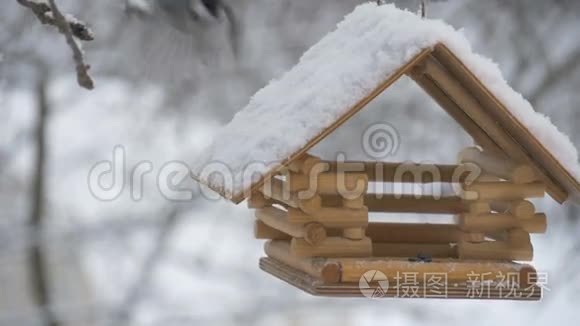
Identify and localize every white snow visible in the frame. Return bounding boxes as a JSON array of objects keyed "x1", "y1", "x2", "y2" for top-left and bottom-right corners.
[{"x1": 191, "y1": 3, "x2": 580, "y2": 200}]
